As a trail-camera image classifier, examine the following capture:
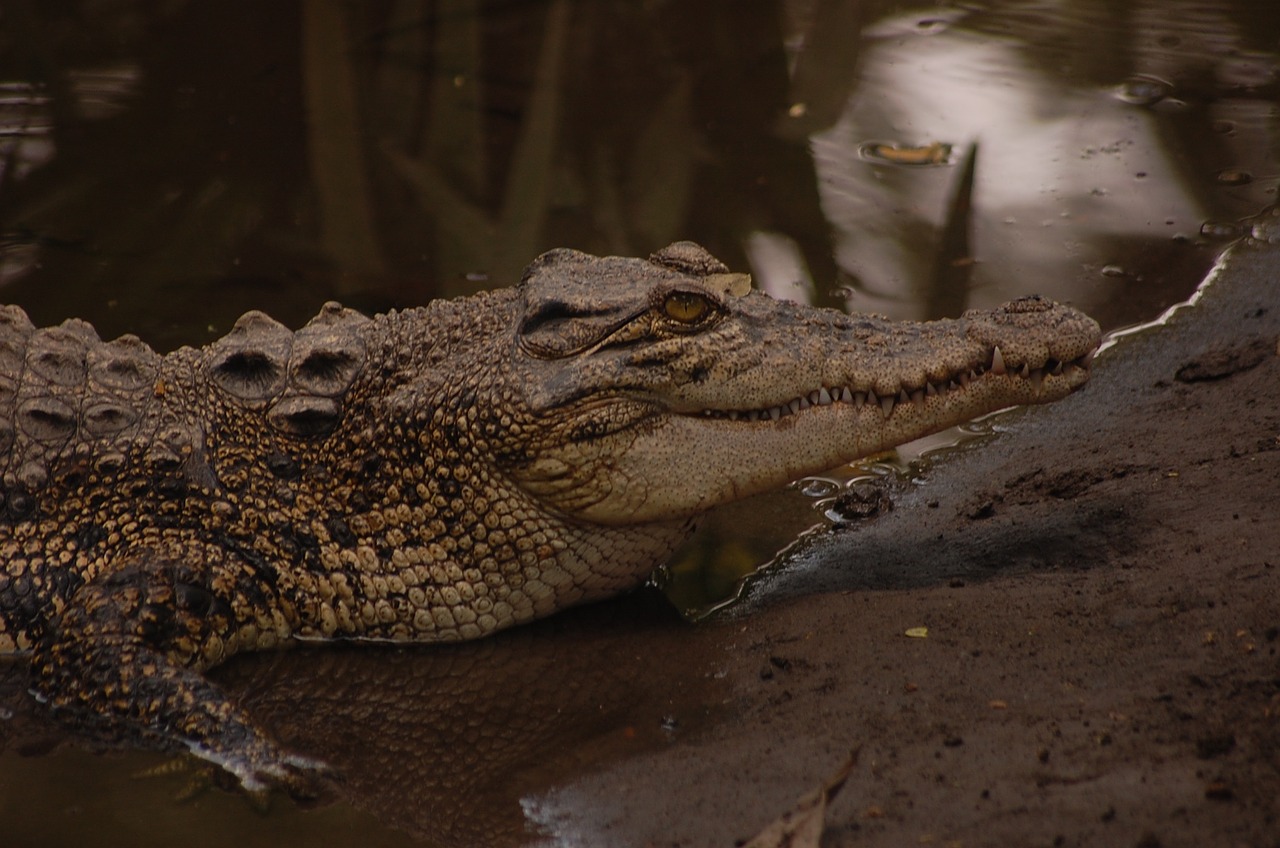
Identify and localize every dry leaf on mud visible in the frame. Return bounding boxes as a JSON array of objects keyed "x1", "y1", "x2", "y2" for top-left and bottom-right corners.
[{"x1": 740, "y1": 749, "x2": 859, "y2": 848}]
